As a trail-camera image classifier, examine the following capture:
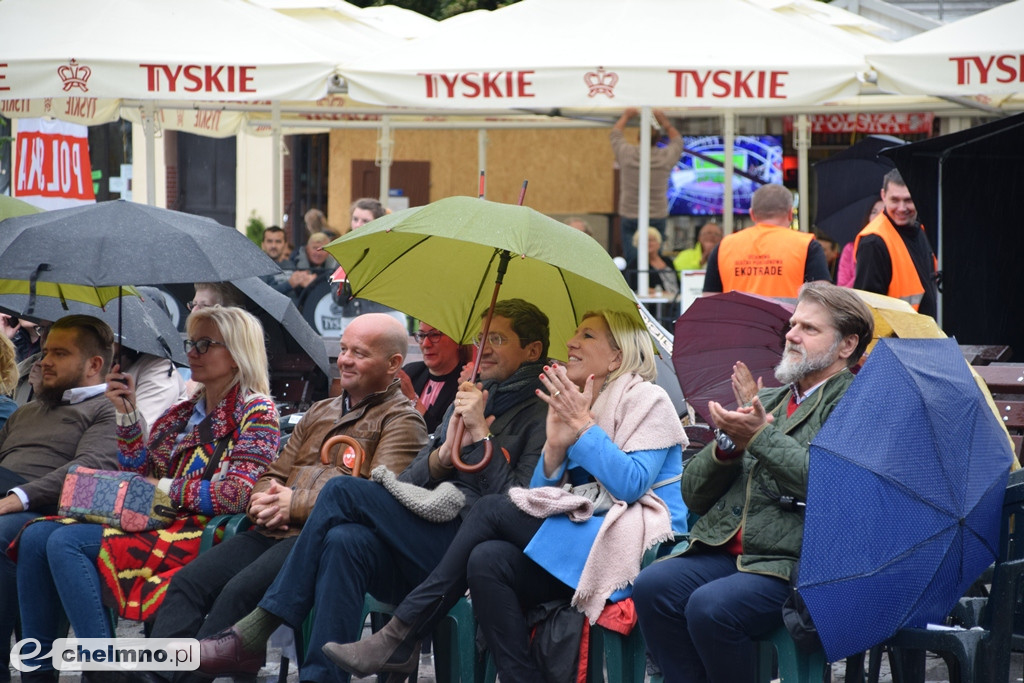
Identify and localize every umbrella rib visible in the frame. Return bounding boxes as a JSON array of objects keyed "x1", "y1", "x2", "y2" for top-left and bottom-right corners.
[{"x1": 455, "y1": 248, "x2": 501, "y2": 343}]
